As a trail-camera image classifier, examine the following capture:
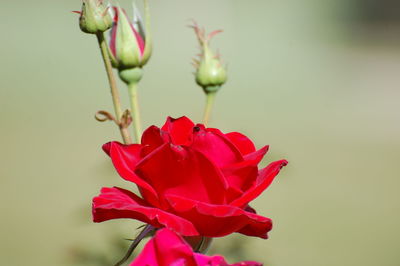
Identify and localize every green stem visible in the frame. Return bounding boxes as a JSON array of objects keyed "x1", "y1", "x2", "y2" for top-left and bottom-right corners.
[
  {"x1": 202, "y1": 92, "x2": 217, "y2": 126},
  {"x1": 96, "y1": 32, "x2": 132, "y2": 144},
  {"x1": 128, "y1": 82, "x2": 142, "y2": 143}
]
